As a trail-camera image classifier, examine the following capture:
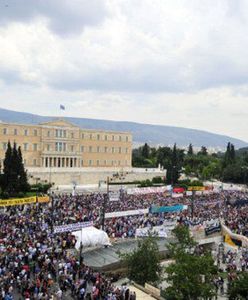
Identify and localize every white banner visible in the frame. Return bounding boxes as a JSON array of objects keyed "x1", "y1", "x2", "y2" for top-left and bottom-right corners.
[
  {"x1": 54, "y1": 221, "x2": 93, "y2": 233},
  {"x1": 163, "y1": 219, "x2": 177, "y2": 230},
  {"x1": 172, "y1": 193, "x2": 184, "y2": 198},
  {"x1": 105, "y1": 208, "x2": 149, "y2": 219},
  {"x1": 127, "y1": 186, "x2": 169, "y2": 195},
  {"x1": 135, "y1": 226, "x2": 168, "y2": 238},
  {"x1": 109, "y1": 191, "x2": 120, "y2": 202}
]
